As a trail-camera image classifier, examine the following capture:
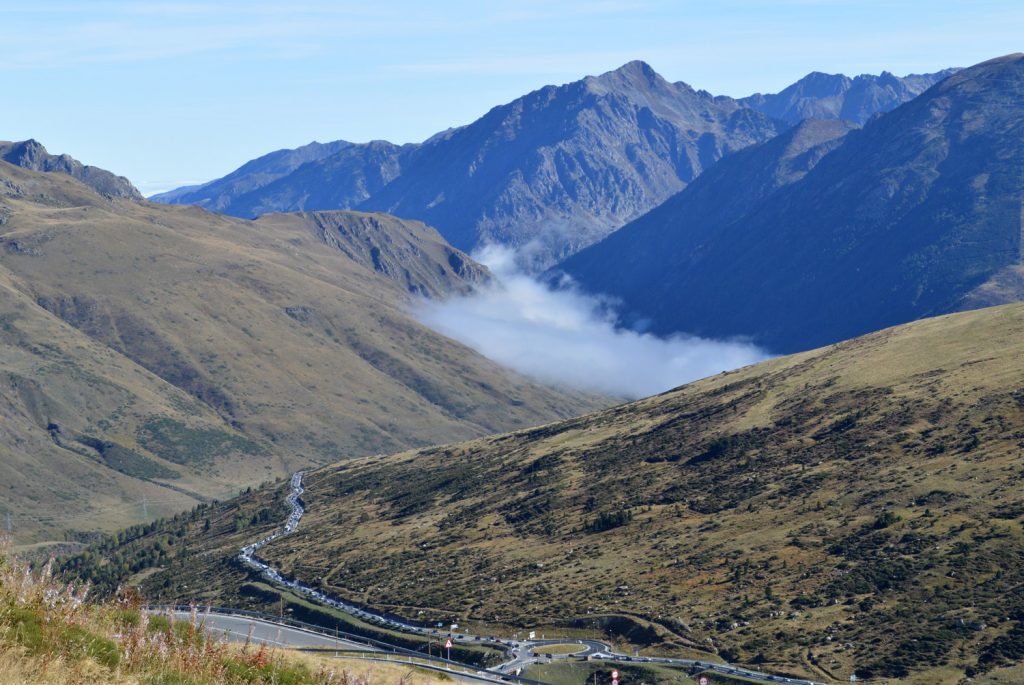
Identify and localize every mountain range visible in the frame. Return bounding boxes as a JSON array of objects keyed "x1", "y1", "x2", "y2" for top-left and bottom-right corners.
[
  {"x1": 0, "y1": 159, "x2": 602, "y2": 544},
  {"x1": 560, "y1": 54, "x2": 1024, "y2": 353},
  {"x1": 154, "y1": 63, "x2": 953, "y2": 271},
  {"x1": 740, "y1": 68, "x2": 958, "y2": 124}
]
